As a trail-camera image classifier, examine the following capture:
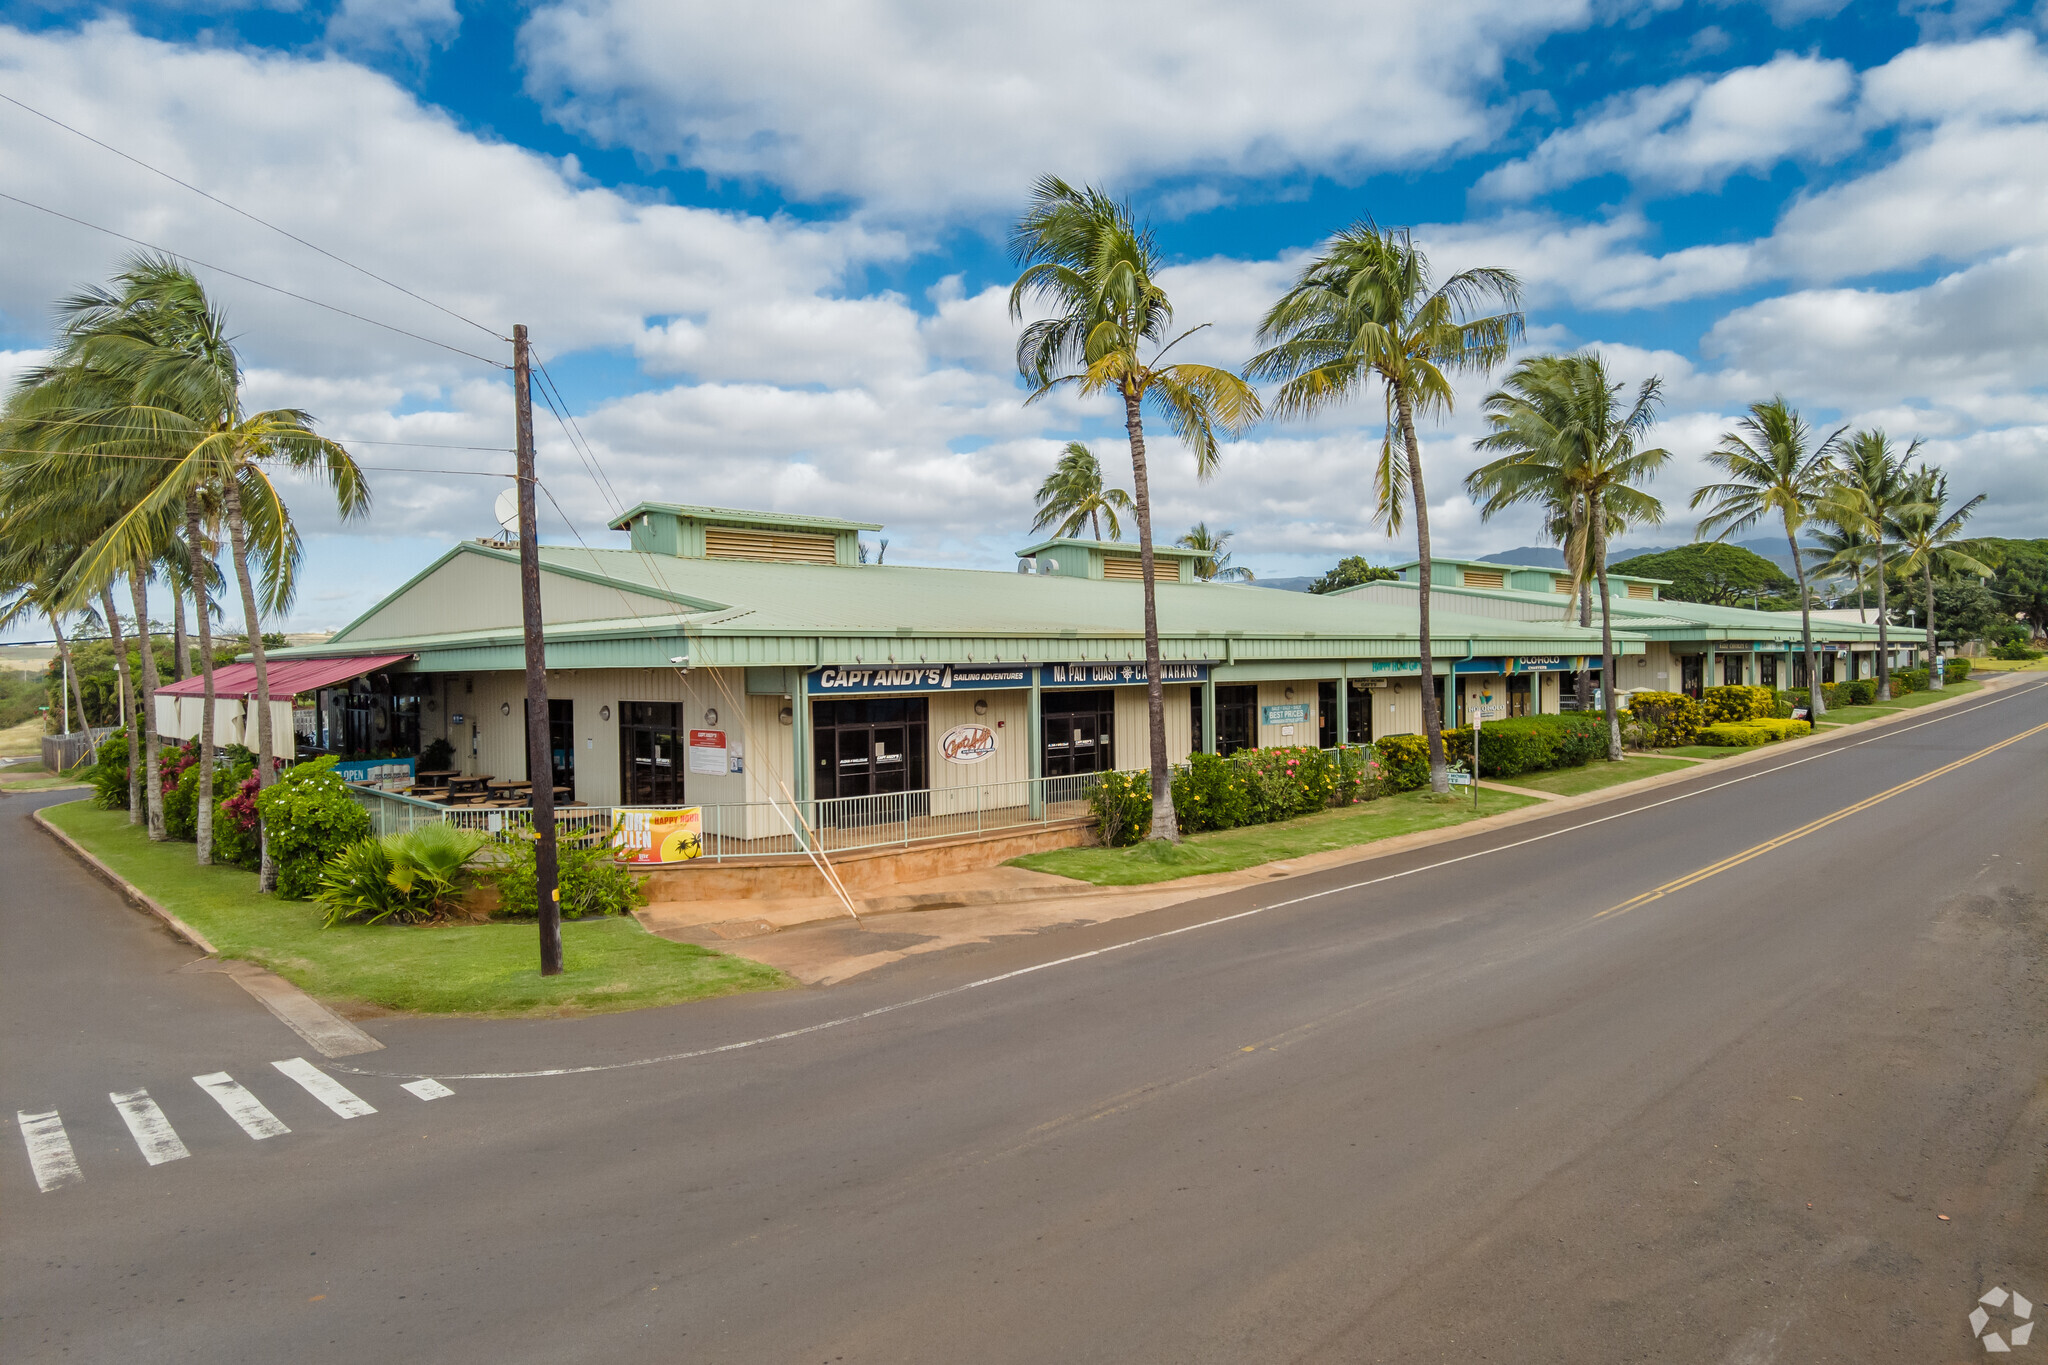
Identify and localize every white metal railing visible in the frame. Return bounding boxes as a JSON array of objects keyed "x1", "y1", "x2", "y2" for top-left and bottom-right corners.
[{"x1": 342, "y1": 771, "x2": 1107, "y2": 861}]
